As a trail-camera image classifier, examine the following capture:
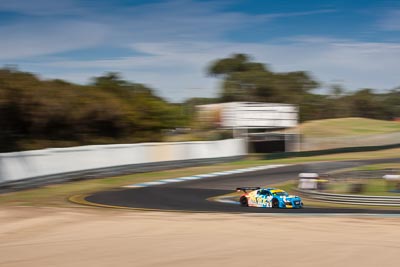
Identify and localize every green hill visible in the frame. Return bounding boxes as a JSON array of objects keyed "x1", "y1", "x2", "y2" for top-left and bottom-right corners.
[{"x1": 297, "y1": 117, "x2": 400, "y2": 138}]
